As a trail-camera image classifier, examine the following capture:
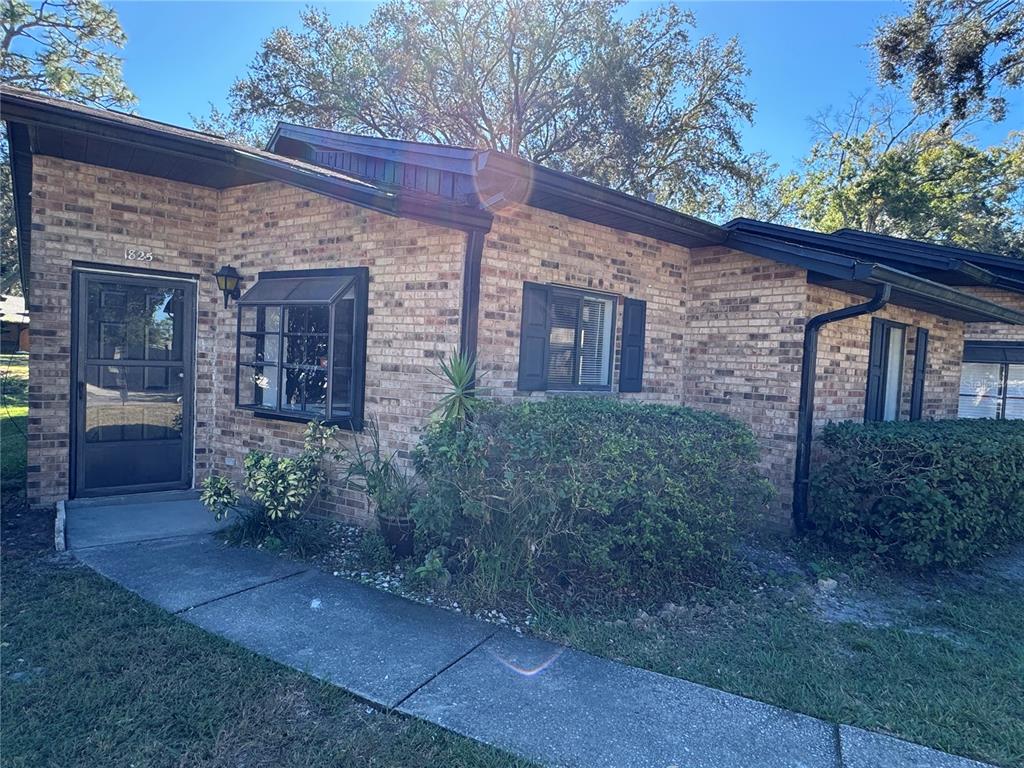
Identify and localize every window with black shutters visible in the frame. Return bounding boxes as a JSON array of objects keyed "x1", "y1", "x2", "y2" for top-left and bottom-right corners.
[
  {"x1": 865, "y1": 318, "x2": 907, "y2": 422},
  {"x1": 518, "y1": 282, "x2": 643, "y2": 393},
  {"x1": 235, "y1": 268, "x2": 368, "y2": 429}
]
